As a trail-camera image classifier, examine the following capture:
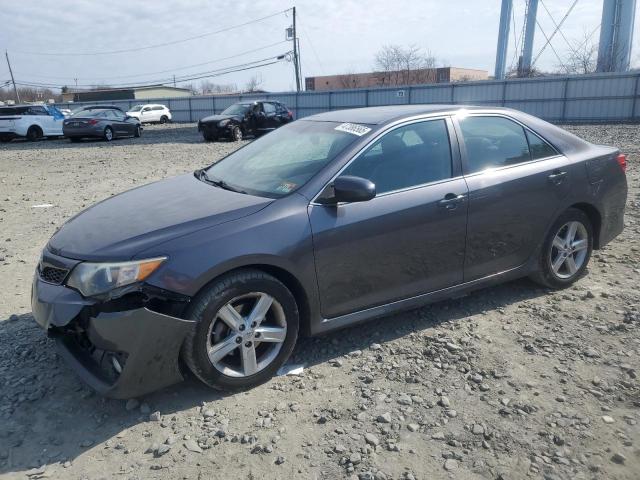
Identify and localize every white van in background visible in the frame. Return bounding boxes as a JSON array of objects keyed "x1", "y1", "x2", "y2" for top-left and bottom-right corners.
[
  {"x1": 126, "y1": 104, "x2": 172, "y2": 124},
  {"x1": 0, "y1": 104, "x2": 65, "y2": 142}
]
